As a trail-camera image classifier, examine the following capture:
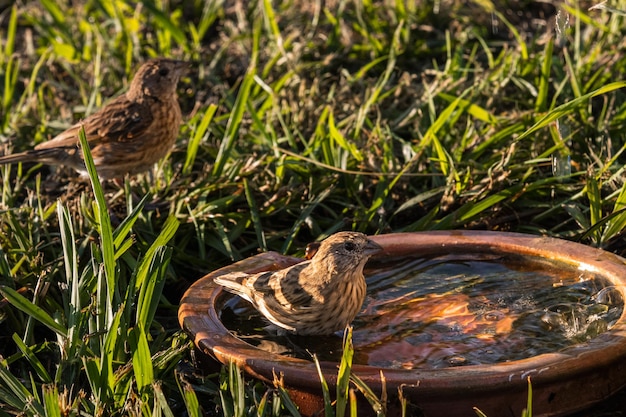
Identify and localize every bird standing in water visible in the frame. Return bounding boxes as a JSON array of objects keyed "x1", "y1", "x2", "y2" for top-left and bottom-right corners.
[
  {"x1": 214, "y1": 231, "x2": 383, "y2": 335},
  {"x1": 0, "y1": 58, "x2": 188, "y2": 179}
]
